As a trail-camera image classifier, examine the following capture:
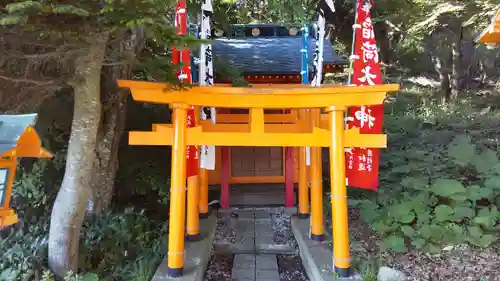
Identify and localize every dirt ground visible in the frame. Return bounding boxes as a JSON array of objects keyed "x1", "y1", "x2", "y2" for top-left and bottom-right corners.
[{"x1": 347, "y1": 208, "x2": 500, "y2": 281}]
